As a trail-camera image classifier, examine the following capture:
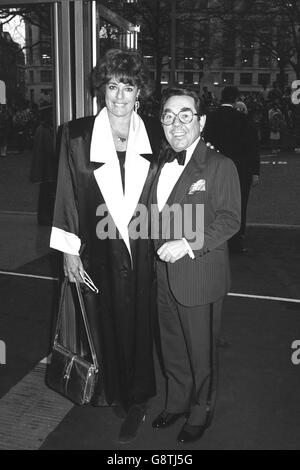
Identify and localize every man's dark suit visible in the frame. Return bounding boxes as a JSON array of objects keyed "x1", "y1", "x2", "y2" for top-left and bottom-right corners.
[
  {"x1": 203, "y1": 105, "x2": 260, "y2": 248},
  {"x1": 152, "y1": 139, "x2": 241, "y2": 425}
]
